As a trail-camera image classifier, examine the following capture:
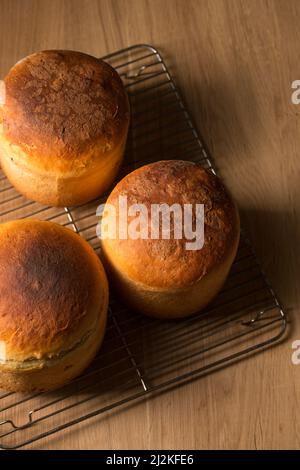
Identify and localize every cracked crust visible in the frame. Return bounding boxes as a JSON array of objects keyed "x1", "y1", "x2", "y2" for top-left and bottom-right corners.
[
  {"x1": 101, "y1": 160, "x2": 240, "y2": 289},
  {"x1": 0, "y1": 219, "x2": 108, "y2": 364},
  {"x1": 1, "y1": 50, "x2": 129, "y2": 174}
]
